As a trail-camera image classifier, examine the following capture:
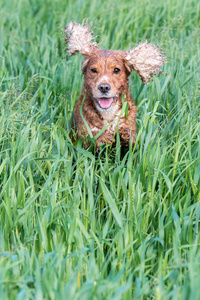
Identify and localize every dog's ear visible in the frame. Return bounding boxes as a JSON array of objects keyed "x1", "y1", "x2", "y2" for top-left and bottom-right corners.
[
  {"x1": 124, "y1": 42, "x2": 166, "y2": 84},
  {"x1": 81, "y1": 57, "x2": 90, "y2": 74},
  {"x1": 64, "y1": 20, "x2": 98, "y2": 57}
]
